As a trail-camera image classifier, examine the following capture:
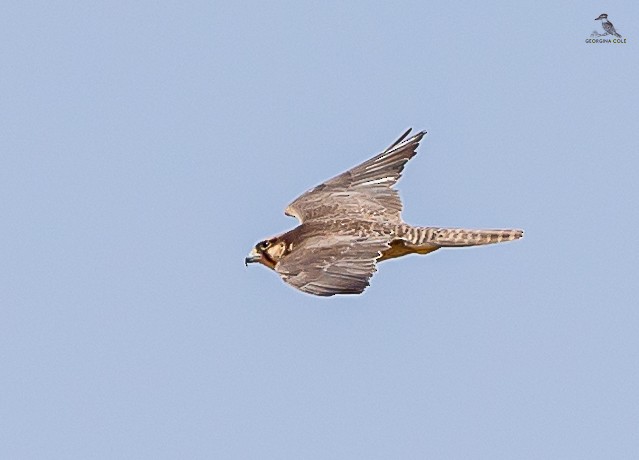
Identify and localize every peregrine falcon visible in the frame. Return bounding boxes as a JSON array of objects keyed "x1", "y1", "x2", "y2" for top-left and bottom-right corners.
[
  {"x1": 595, "y1": 13, "x2": 622, "y2": 37},
  {"x1": 245, "y1": 129, "x2": 523, "y2": 296}
]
